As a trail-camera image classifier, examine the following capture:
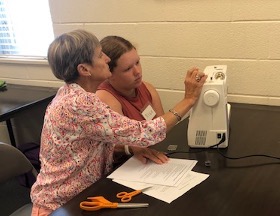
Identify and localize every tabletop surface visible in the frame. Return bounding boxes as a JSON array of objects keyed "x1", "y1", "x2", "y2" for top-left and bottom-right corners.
[
  {"x1": 51, "y1": 103, "x2": 280, "y2": 216},
  {"x1": 0, "y1": 84, "x2": 57, "y2": 121}
]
